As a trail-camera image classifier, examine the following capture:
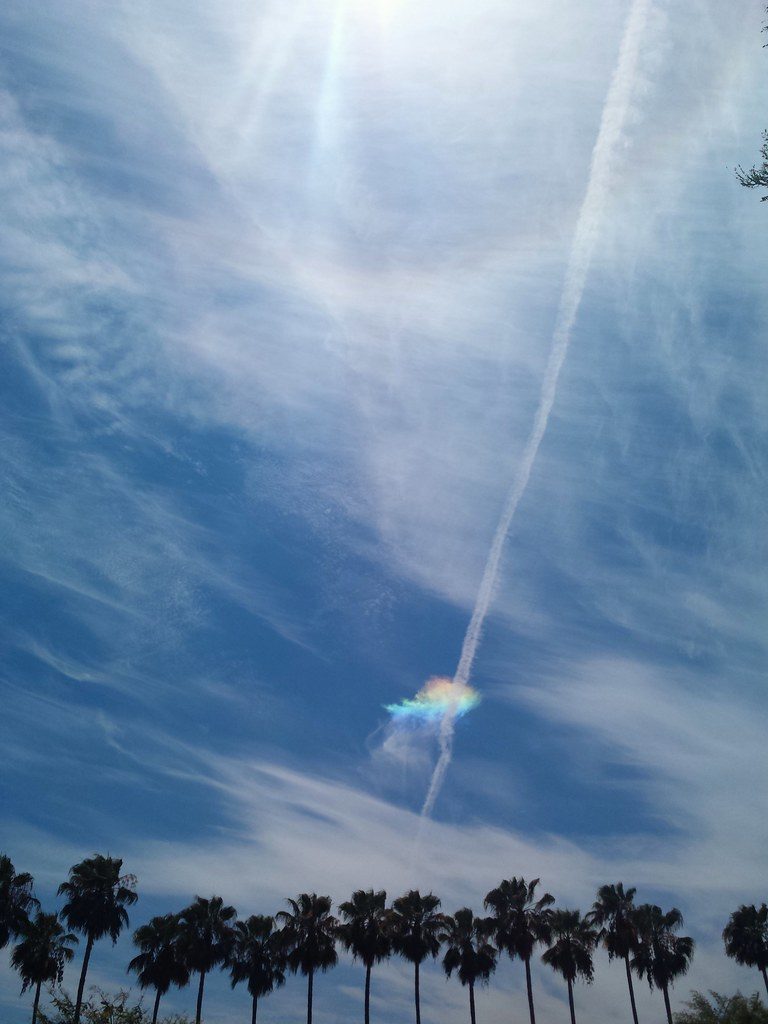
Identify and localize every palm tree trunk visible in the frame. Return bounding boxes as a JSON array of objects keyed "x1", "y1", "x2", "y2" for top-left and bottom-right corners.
[
  {"x1": 364, "y1": 963, "x2": 372, "y2": 1024},
  {"x1": 567, "y1": 978, "x2": 576, "y2": 1024},
  {"x1": 74, "y1": 933, "x2": 94, "y2": 1024},
  {"x1": 762, "y1": 967, "x2": 768, "y2": 1000},
  {"x1": 524, "y1": 956, "x2": 536, "y2": 1024},
  {"x1": 469, "y1": 981, "x2": 477, "y2": 1024},
  {"x1": 32, "y1": 980, "x2": 42, "y2": 1024},
  {"x1": 151, "y1": 988, "x2": 162, "y2": 1024},
  {"x1": 252, "y1": 994, "x2": 258, "y2": 1024},
  {"x1": 195, "y1": 970, "x2": 206, "y2": 1024},
  {"x1": 414, "y1": 961, "x2": 421, "y2": 1024},
  {"x1": 662, "y1": 985, "x2": 673, "y2": 1024},
  {"x1": 307, "y1": 968, "x2": 314, "y2": 1024},
  {"x1": 623, "y1": 955, "x2": 639, "y2": 1024}
]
